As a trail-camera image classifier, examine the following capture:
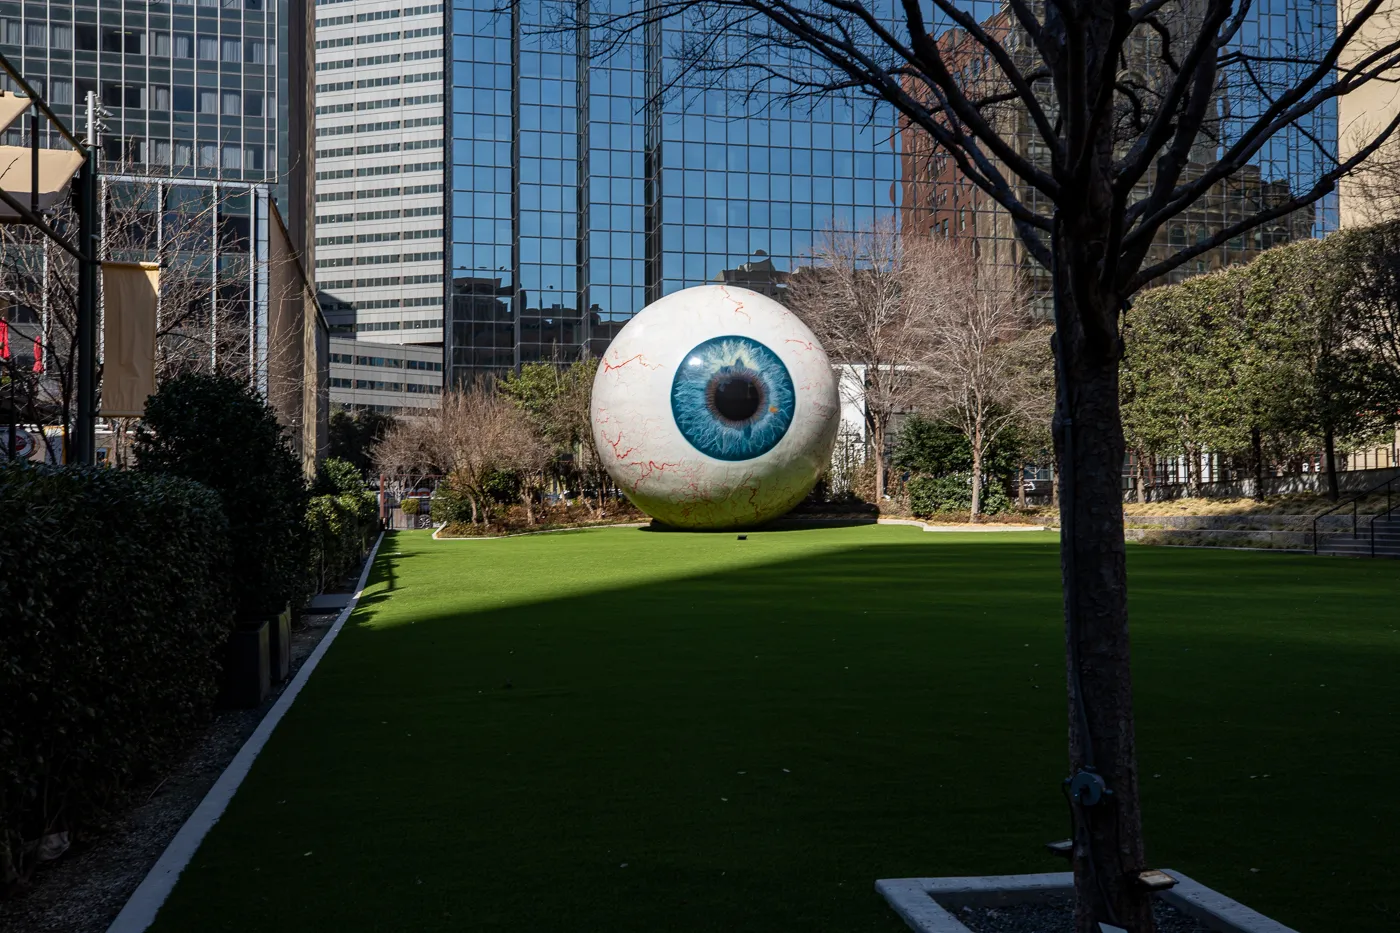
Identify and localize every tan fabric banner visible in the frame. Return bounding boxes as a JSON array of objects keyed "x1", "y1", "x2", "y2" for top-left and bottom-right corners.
[{"x1": 101, "y1": 261, "x2": 159, "y2": 417}]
